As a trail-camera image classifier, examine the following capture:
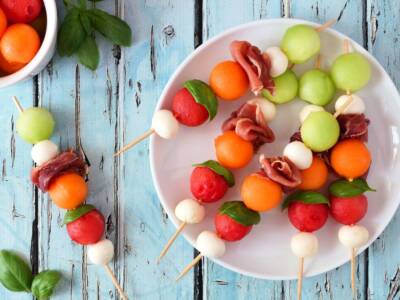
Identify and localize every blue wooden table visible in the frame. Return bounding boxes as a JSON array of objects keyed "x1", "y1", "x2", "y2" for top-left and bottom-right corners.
[{"x1": 0, "y1": 0, "x2": 399, "y2": 299}]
